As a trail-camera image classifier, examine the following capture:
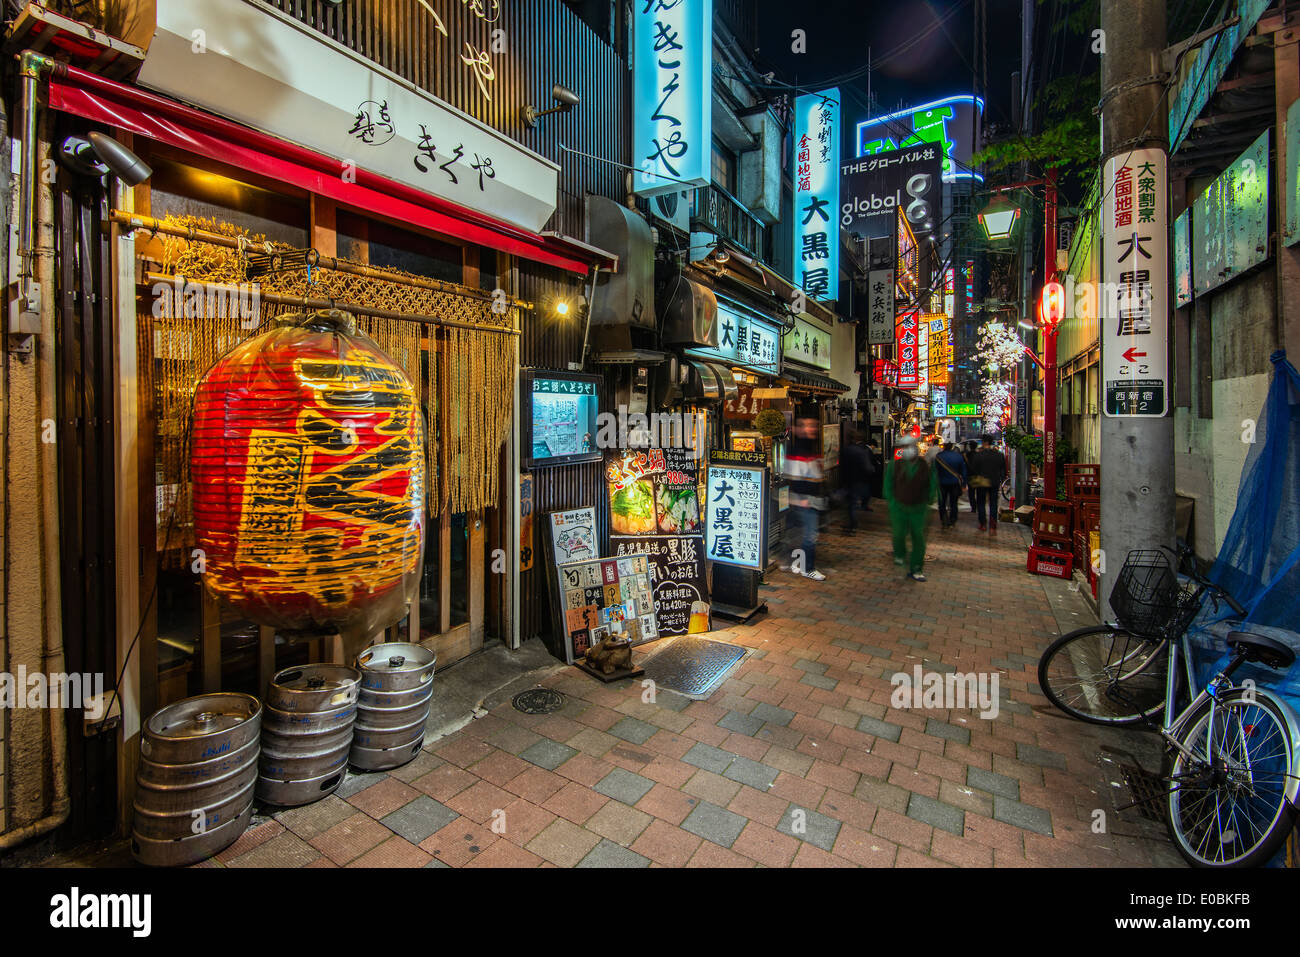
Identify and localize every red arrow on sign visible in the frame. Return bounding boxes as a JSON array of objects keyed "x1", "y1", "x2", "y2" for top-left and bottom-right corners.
[{"x1": 1122, "y1": 347, "x2": 1148, "y2": 362}]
